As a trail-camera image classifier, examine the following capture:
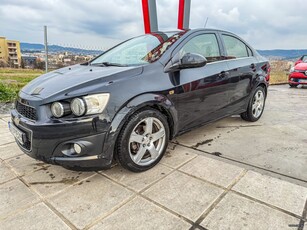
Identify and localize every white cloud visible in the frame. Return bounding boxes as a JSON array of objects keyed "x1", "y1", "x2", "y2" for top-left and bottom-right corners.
[{"x1": 0, "y1": 0, "x2": 307, "y2": 49}]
